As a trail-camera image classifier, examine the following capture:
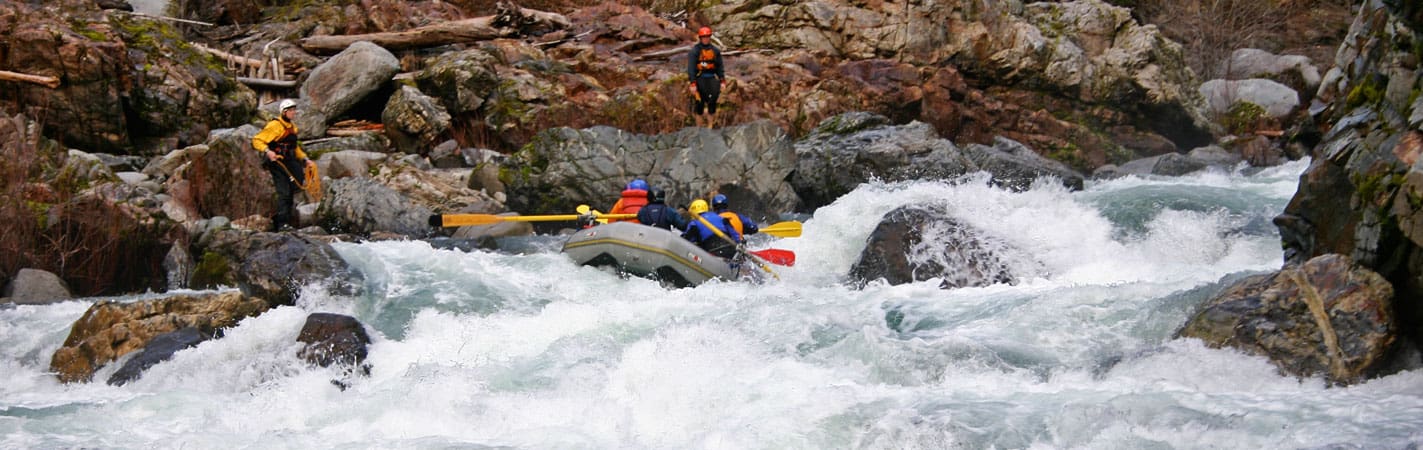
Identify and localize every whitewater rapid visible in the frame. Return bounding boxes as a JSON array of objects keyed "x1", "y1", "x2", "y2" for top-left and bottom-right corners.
[{"x1": 4, "y1": 159, "x2": 1422, "y2": 448}]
